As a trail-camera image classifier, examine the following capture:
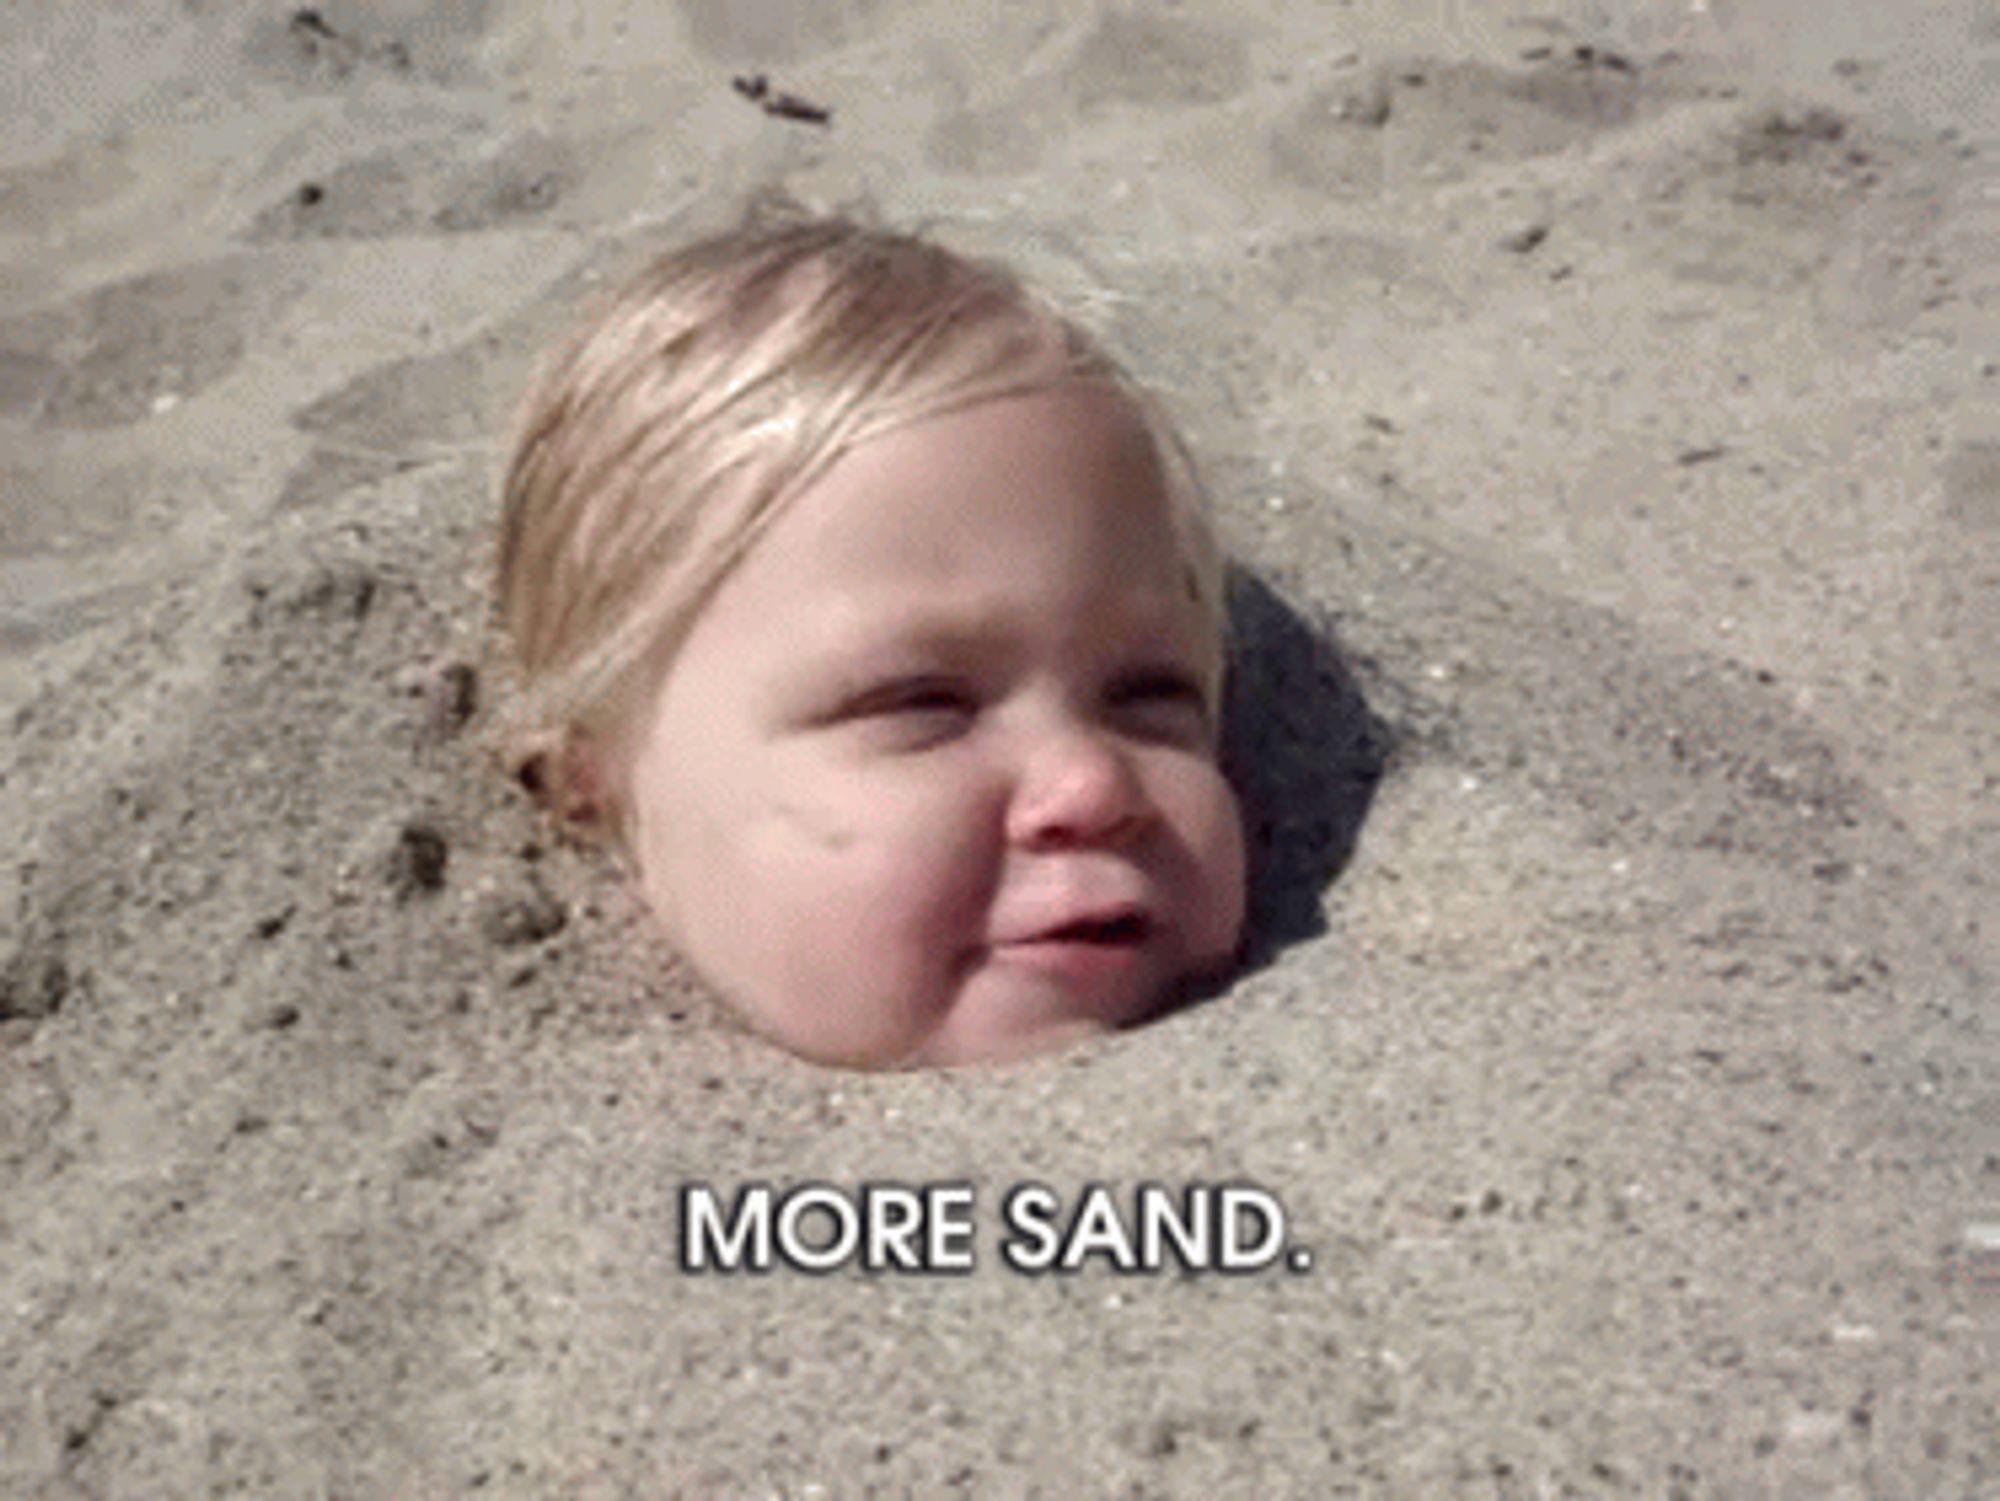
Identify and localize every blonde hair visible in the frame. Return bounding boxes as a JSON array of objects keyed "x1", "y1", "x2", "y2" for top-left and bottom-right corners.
[{"x1": 491, "y1": 205, "x2": 1224, "y2": 840}]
